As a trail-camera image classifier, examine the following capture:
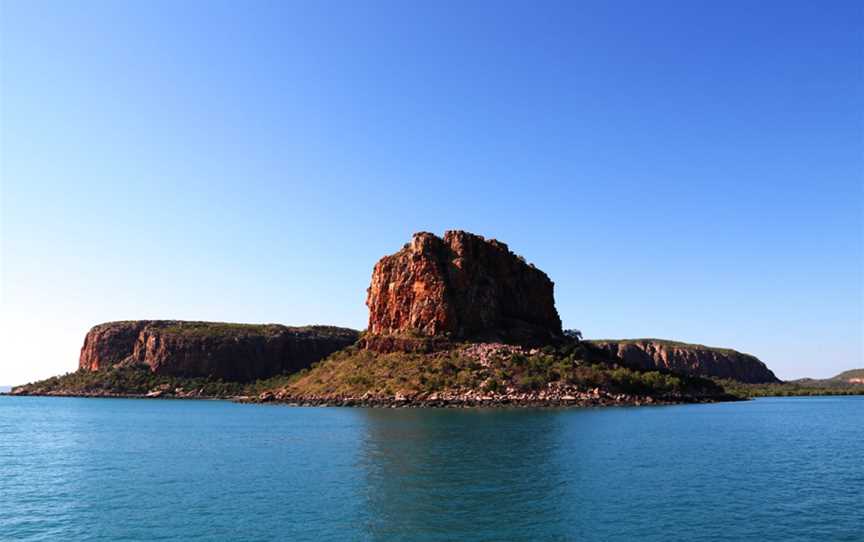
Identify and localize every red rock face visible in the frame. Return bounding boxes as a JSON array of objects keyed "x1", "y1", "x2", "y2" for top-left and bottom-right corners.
[
  {"x1": 79, "y1": 321, "x2": 147, "y2": 372},
  {"x1": 366, "y1": 231, "x2": 562, "y2": 346},
  {"x1": 591, "y1": 340, "x2": 780, "y2": 383},
  {"x1": 79, "y1": 321, "x2": 359, "y2": 381}
]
